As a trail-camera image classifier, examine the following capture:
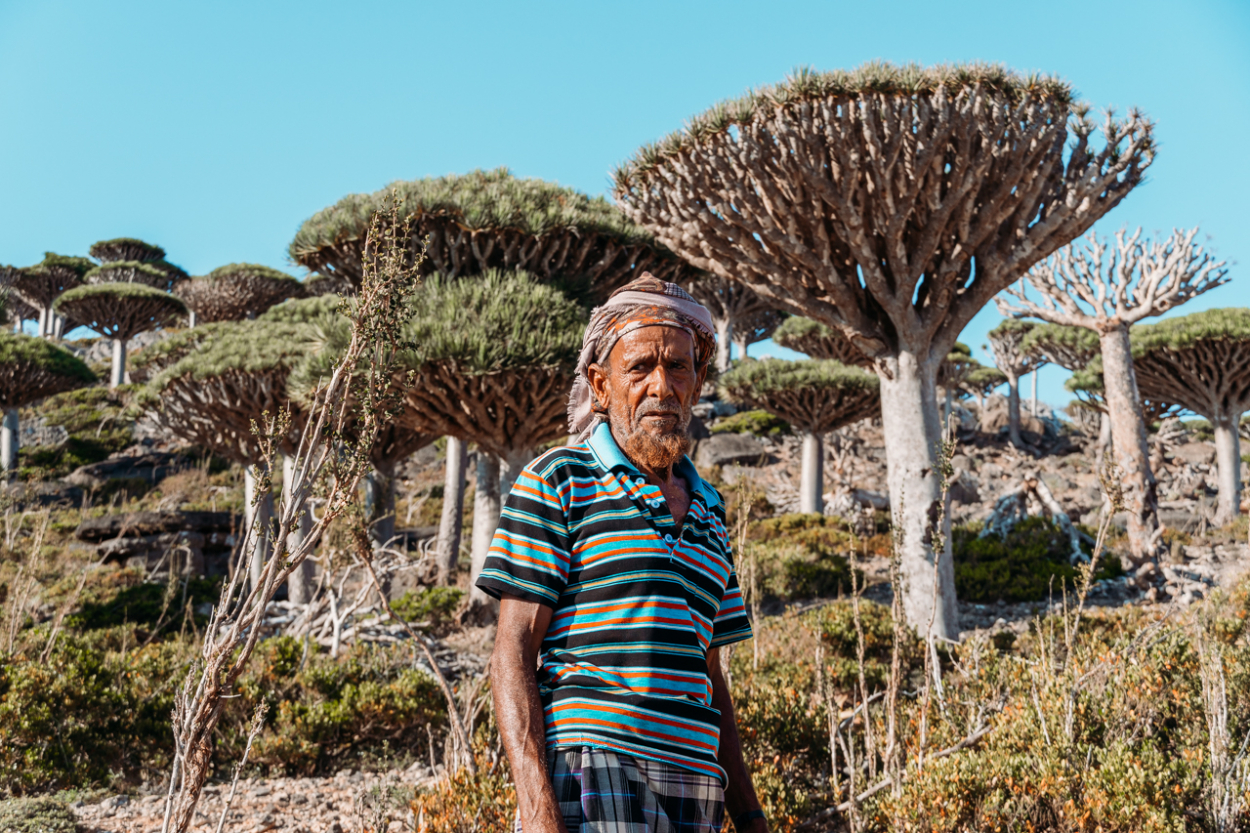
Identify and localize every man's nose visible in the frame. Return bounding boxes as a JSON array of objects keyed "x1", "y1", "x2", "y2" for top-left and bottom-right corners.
[{"x1": 644, "y1": 365, "x2": 677, "y2": 399}]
